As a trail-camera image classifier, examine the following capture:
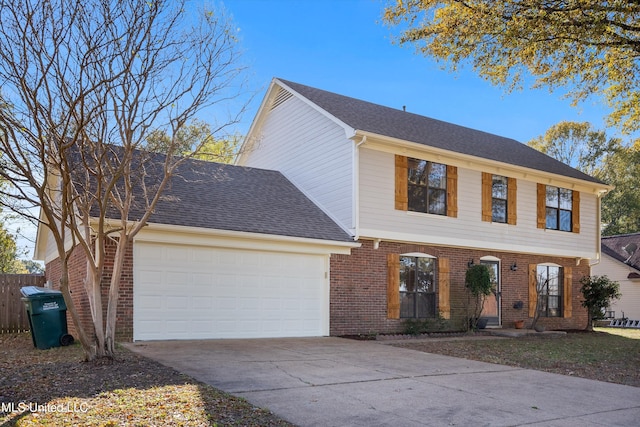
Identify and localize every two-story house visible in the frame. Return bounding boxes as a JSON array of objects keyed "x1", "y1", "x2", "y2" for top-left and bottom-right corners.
[
  {"x1": 238, "y1": 78, "x2": 612, "y2": 334},
  {"x1": 36, "y1": 77, "x2": 611, "y2": 342}
]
